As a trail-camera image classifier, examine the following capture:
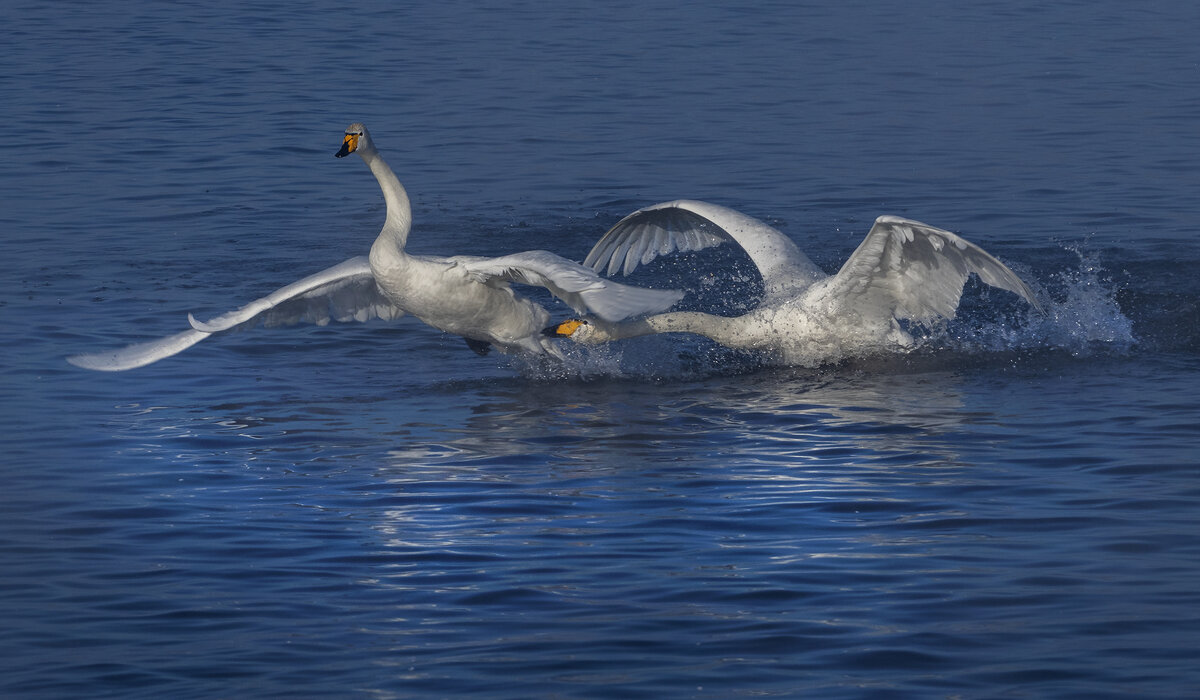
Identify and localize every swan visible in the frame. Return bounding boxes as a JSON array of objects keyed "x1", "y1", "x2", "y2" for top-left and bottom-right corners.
[
  {"x1": 68, "y1": 124, "x2": 681, "y2": 371},
  {"x1": 546, "y1": 200, "x2": 1041, "y2": 364}
]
